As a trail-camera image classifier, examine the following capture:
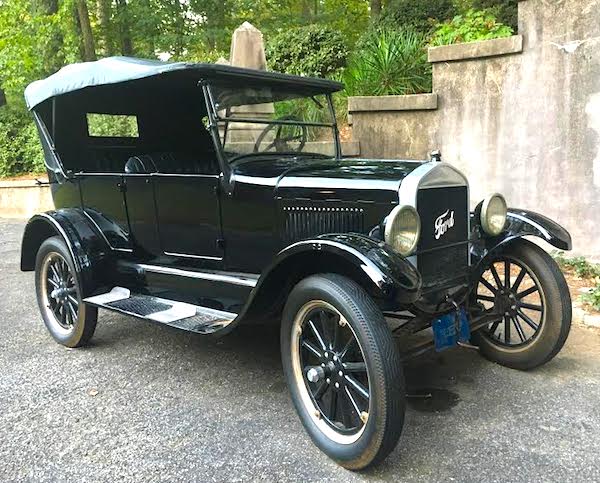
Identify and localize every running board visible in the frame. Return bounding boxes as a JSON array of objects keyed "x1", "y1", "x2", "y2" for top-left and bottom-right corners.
[{"x1": 84, "y1": 287, "x2": 237, "y2": 335}]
